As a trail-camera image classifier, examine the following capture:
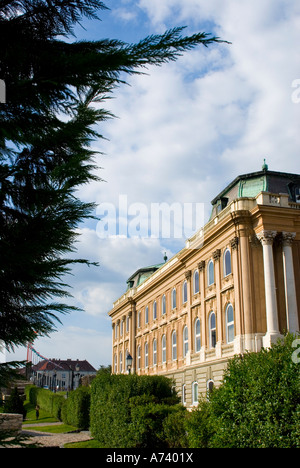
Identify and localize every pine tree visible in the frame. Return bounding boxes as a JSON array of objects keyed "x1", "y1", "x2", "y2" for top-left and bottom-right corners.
[{"x1": 0, "y1": 1, "x2": 227, "y2": 381}]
